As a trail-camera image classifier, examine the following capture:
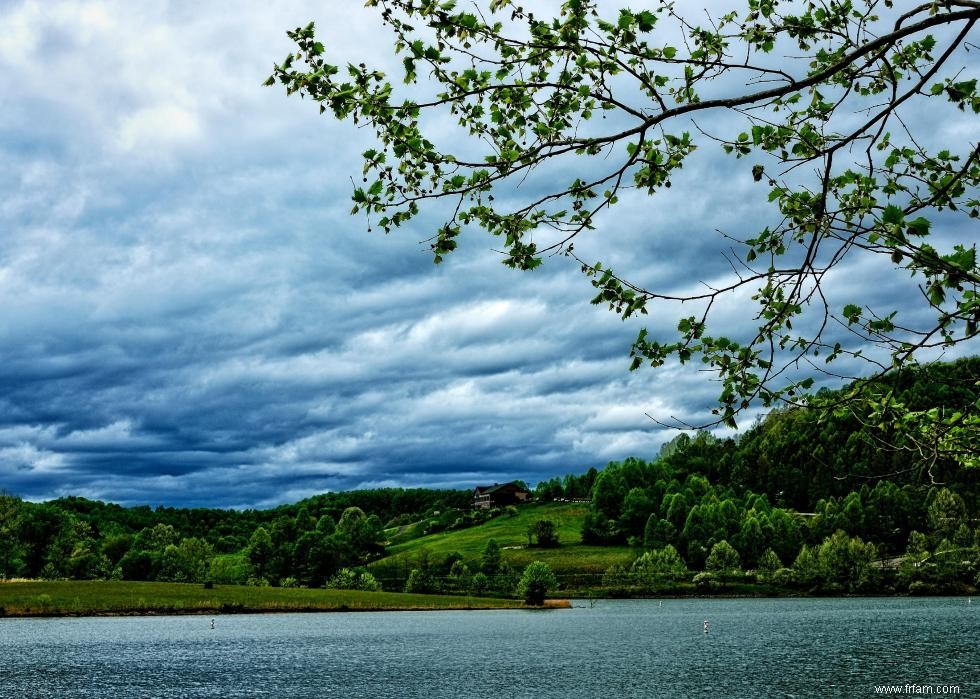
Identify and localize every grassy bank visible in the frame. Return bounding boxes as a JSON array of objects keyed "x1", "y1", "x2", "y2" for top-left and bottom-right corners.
[{"x1": 0, "y1": 580, "x2": 538, "y2": 617}]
